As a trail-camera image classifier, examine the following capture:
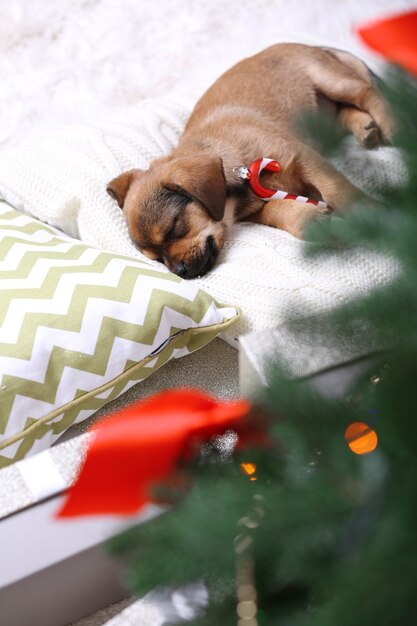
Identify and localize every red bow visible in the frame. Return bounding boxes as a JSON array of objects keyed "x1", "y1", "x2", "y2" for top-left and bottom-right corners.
[
  {"x1": 56, "y1": 389, "x2": 265, "y2": 518},
  {"x1": 358, "y1": 10, "x2": 417, "y2": 77}
]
